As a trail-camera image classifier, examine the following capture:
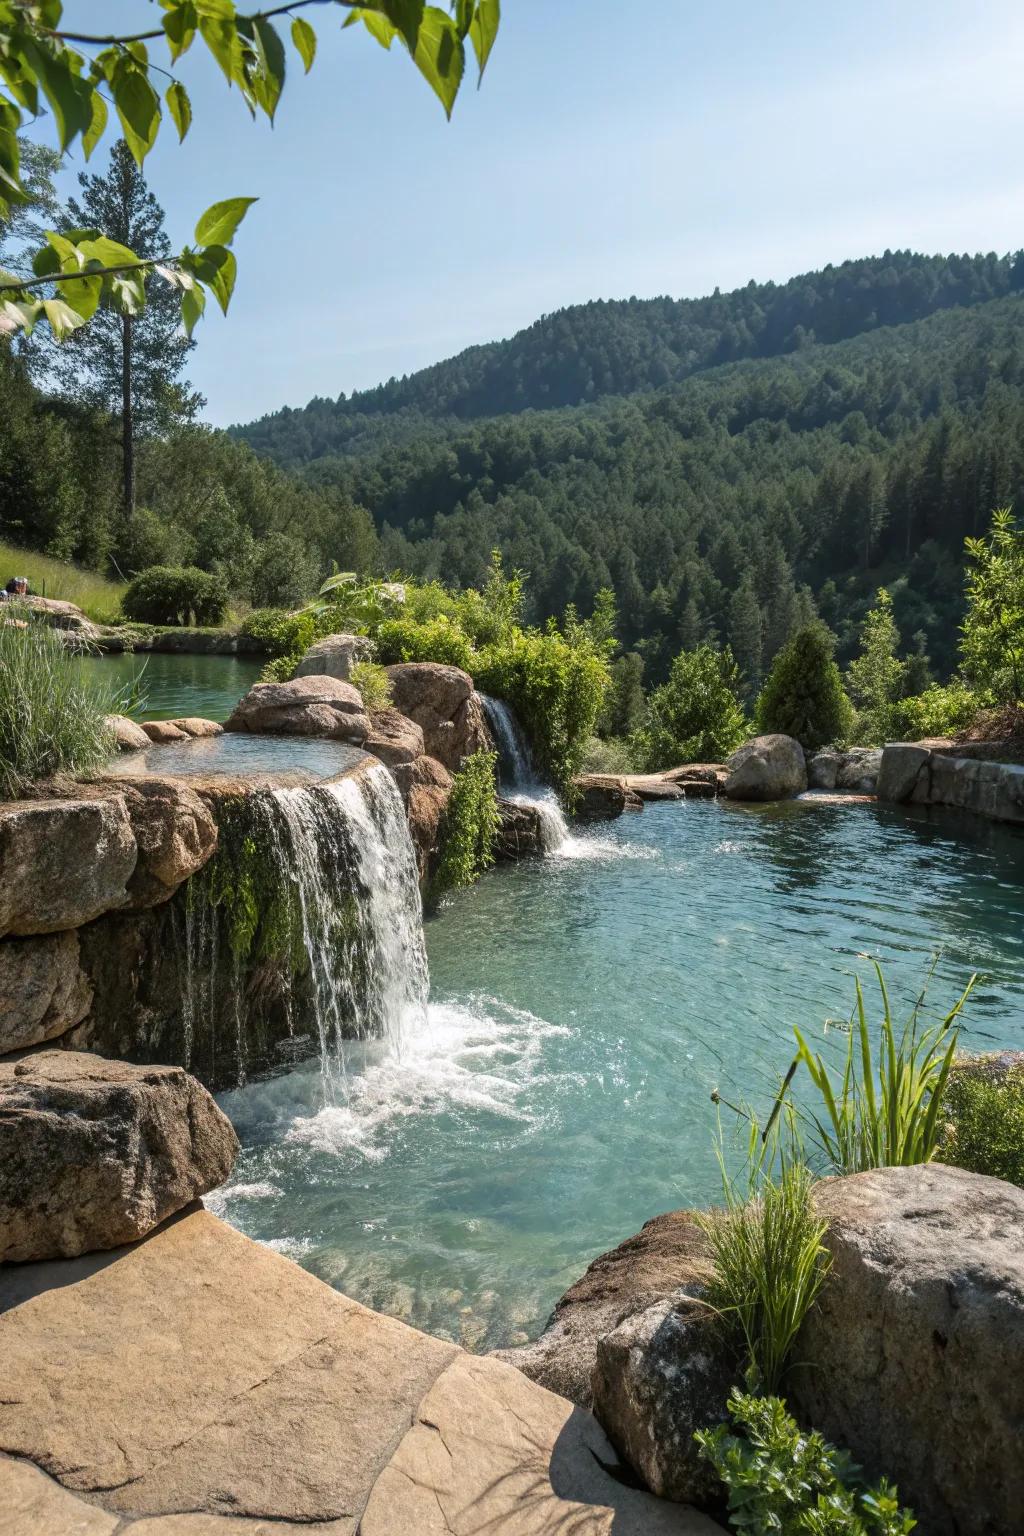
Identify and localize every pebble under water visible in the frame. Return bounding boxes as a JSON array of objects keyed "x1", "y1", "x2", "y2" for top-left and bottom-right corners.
[{"x1": 213, "y1": 798, "x2": 1024, "y2": 1352}]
